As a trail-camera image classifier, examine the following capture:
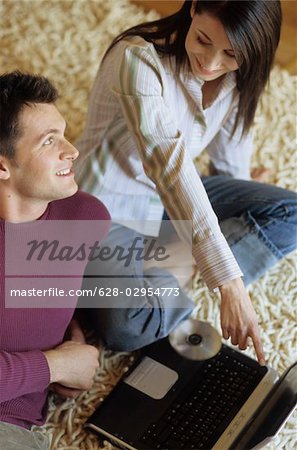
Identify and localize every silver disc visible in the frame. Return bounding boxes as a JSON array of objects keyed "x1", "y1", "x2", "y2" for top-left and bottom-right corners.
[{"x1": 169, "y1": 319, "x2": 222, "y2": 361}]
